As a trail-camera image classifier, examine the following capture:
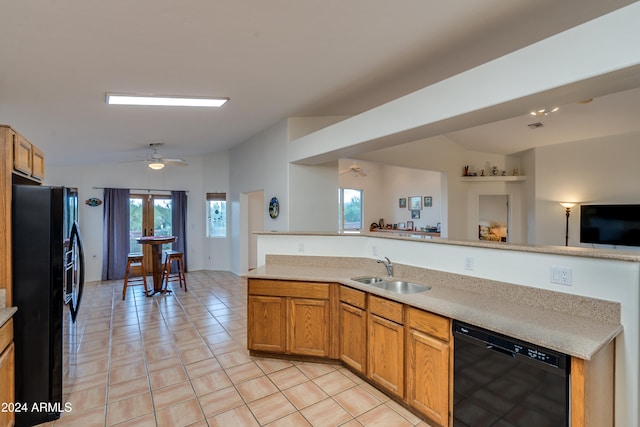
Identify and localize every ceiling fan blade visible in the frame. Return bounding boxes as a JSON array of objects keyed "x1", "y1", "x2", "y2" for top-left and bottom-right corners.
[{"x1": 163, "y1": 159, "x2": 188, "y2": 166}]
